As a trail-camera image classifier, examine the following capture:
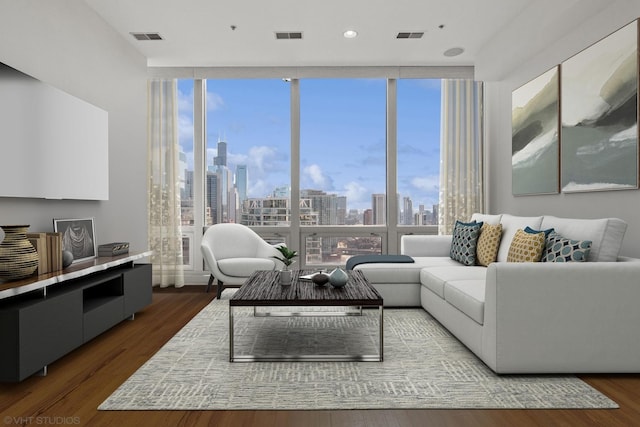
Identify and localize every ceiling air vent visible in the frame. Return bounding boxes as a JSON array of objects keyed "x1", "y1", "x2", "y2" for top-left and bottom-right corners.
[
  {"x1": 275, "y1": 32, "x2": 303, "y2": 40},
  {"x1": 396, "y1": 32, "x2": 424, "y2": 39},
  {"x1": 130, "y1": 32, "x2": 164, "y2": 41}
]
